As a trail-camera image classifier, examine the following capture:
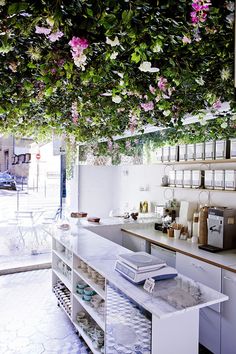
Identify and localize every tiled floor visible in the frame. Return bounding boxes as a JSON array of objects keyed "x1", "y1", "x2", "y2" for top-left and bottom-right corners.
[{"x1": 0, "y1": 269, "x2": 90, "y2": 354}]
